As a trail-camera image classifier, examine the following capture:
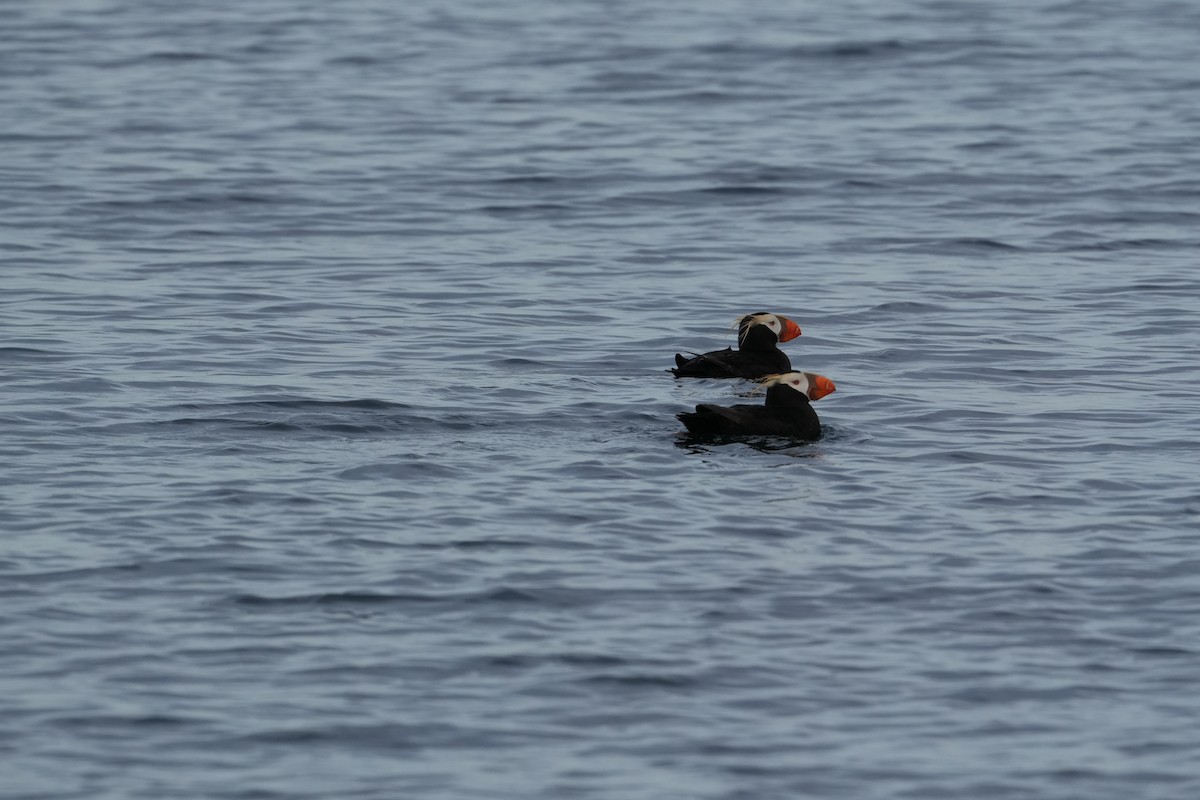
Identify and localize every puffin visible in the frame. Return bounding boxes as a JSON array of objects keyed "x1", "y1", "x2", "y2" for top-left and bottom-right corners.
[
  {"x1": 677, "y1": 371, "x2": 836, "y2": 440},
  {"x1": 671, "y1": 312, "x2": 803, "y2": 379}
]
